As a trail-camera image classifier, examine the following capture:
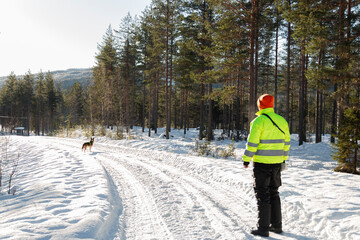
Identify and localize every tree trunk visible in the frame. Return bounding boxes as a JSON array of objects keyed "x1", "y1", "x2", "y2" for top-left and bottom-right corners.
[
  {"x1": 315, "y1": 87, "x2": 321, "y2": 143},
  {"x1": 248, "y1": 0, "x2": 257, "y2": 130},
  {"x1": 154, "y1": 73, "x2": 158, "y2": 134},
  {"x1": 37, "y1": 104, "x2": 41, "y2": 136},
  {"x1": 285, "y1": 0, "x2": 291, "y2": 123},
  {"x1": 27, "y1": 103, "x2": 31, "y2": 136},
  {"x1": 254, "y1": 2, "x2": 259, "y2": 101},
  {"x1": 223, "y1": 103, "x2": 227, "y2": 135},
  {"x1": 165, "y1": 23, "x2": 170, "y2": 139},
  {"x1": 125, "y1": 39, "x2": 130, "y2": 133},
  {"x1": 331, "y1": 83, "x2": 338, "y2": 143},
  {"x1": 185, "y1": 89, "x2": 190, "y2": 135},
  {"x1": 207, "y1": 84, "x2": 213, "y2": 141},
  {"x1": 228, "y1": 103, "x2": 233, "y2": 138},
  {"x1": 142, "y1": 82, "x2": 146, "y2": 133},
  {"x1": 148, "y1": 84, "x2": 152, "y2": 137},
  {"x1": 180, "y1": 89, "x2": 184, "y2": 129},
  {"x1": 290, "y1": 78, "x2": 294, "y2": 134},
  {"x1": 299, "y1": 42, "x2": 306, "y2": 145},
  {"x1": 41, "y1": 115, "x2": 45, "y2": 136},
  {"x1": 199, "y1": 82, "x2": 205, "y2": 140},
  {"x1": 315, "y1": 51, "x2": 323, "y2": 143},
  {"x1": 321, "y1": 92, "x2": 325, "y2": 136},
  {"x1": 274, "y1": 11, "x2": 279, "y2": 112},
  {"x1": 169, "y1": 35, "x2": 173, "y2": 132},
  {"x1": 235, "y1": 76, "x2": 241, "y2": 140},
  {"x1": 174, "y1": 87, "x2": 177, "y2": 129}
]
